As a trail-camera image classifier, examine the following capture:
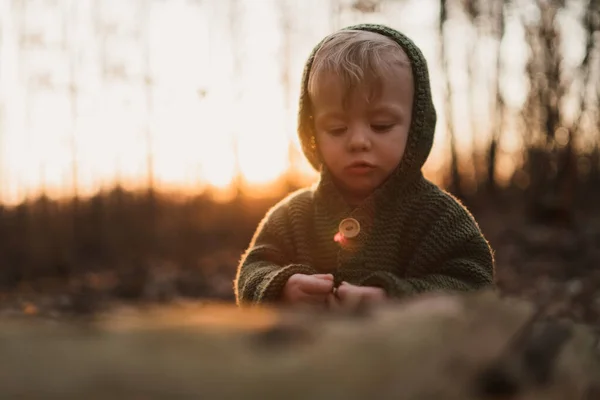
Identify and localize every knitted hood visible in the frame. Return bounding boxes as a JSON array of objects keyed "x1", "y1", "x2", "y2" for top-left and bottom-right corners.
[{"x1": 297, "y1": 23, "x2": 437, "y2": 189}]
